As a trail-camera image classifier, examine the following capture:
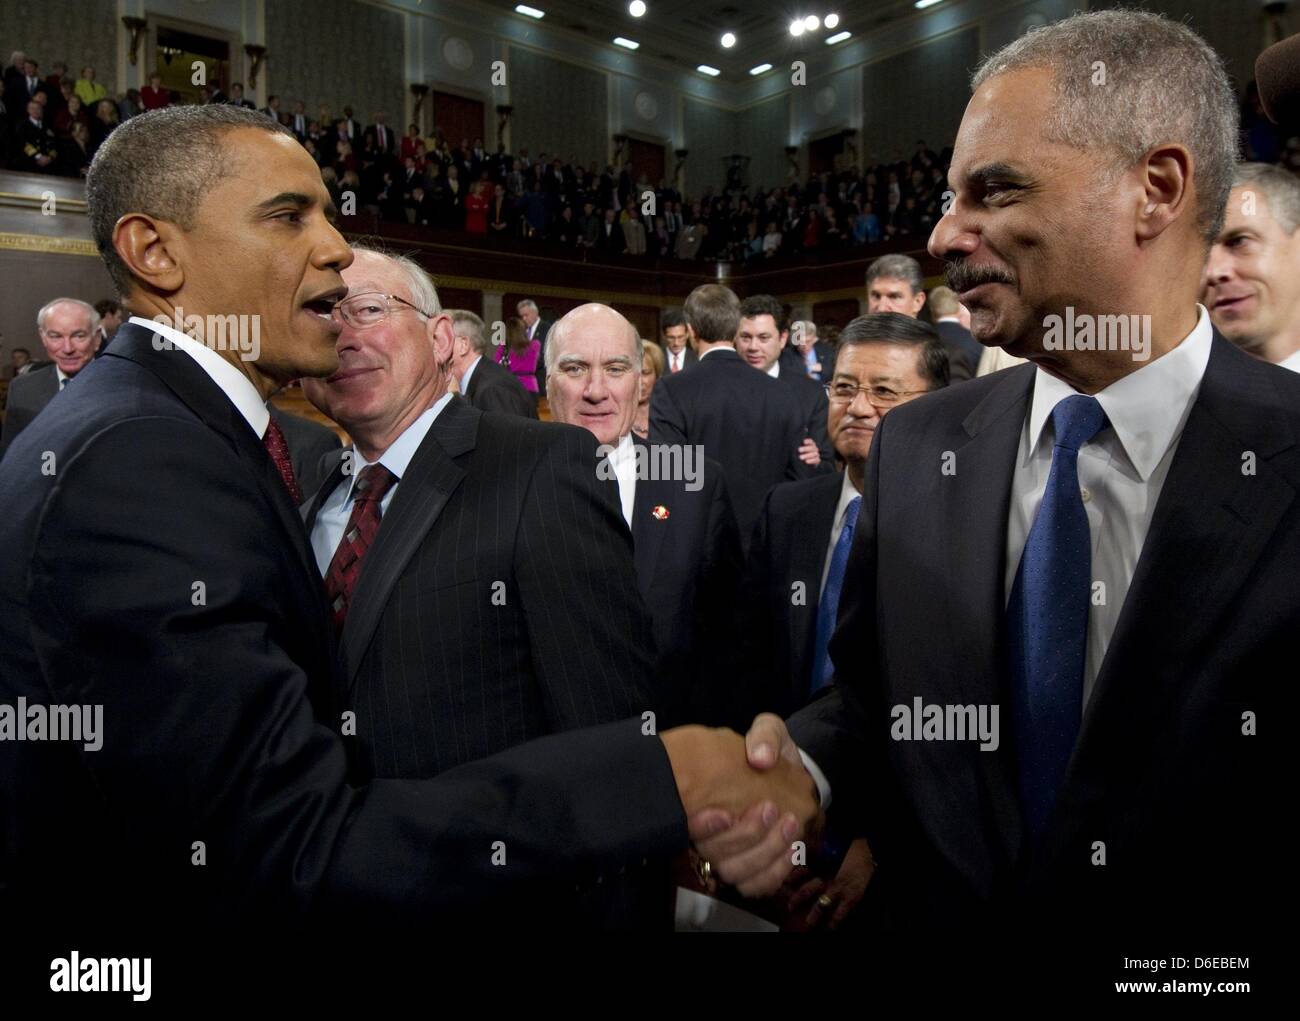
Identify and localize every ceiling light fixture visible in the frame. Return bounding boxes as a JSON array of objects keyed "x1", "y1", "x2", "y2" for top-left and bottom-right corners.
[
  {"x1": 824, "y1": 13, "x2": 840, "y2": 29},
  {"x1": 804, "y1": 15, "x2": 820, "y2": 31},
  {"x1": 628, "y1": 0, "x2": 647, "y2": 16},
  {"x1": 697, "y1": 64, "x2": 721, "y2": 76},
  {"x1": 749, "y1": 63, "x2": 773, "y2": 75},
  {"x1": 515, "y1": 4, "x2": 545, "y2": 18},
  {"x1": 826, "y1": 30, "x2": 850, "y2": 44},
  {"x1": 613, "y1": 36, "x2": 640, "y2": 49},
  {"x1": 721, "y1": 32, "x2": 736, "y2": 48},
  {"x1": 789, "y1": 19, "x2": 805, "y2": 36}
]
